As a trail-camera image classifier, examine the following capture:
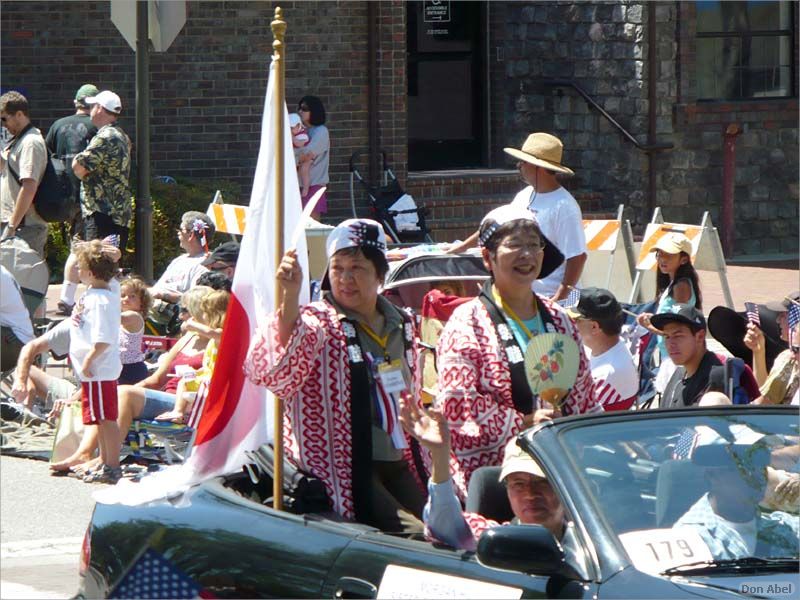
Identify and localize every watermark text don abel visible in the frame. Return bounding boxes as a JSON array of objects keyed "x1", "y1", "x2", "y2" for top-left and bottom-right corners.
[{"x1": 740, "y1": 582, "x2": 795, "y2": 597}]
